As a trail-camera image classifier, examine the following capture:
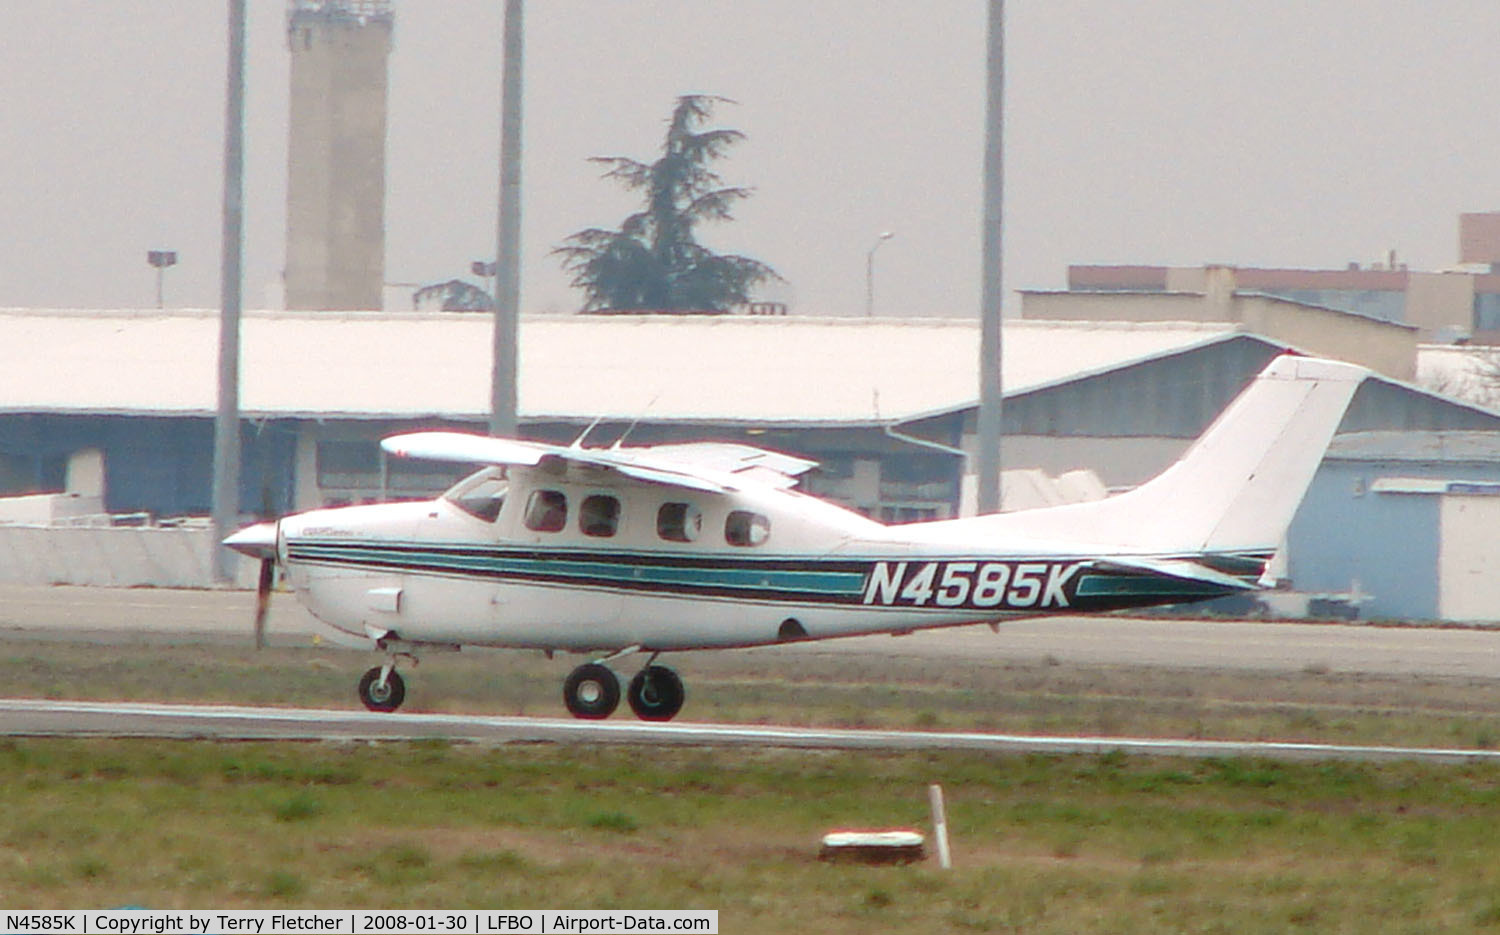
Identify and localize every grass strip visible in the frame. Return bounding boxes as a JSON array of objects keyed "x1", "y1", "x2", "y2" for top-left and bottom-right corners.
[{"x1": 4, "y1": 739, "x2": 1500, "y2": 932}]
